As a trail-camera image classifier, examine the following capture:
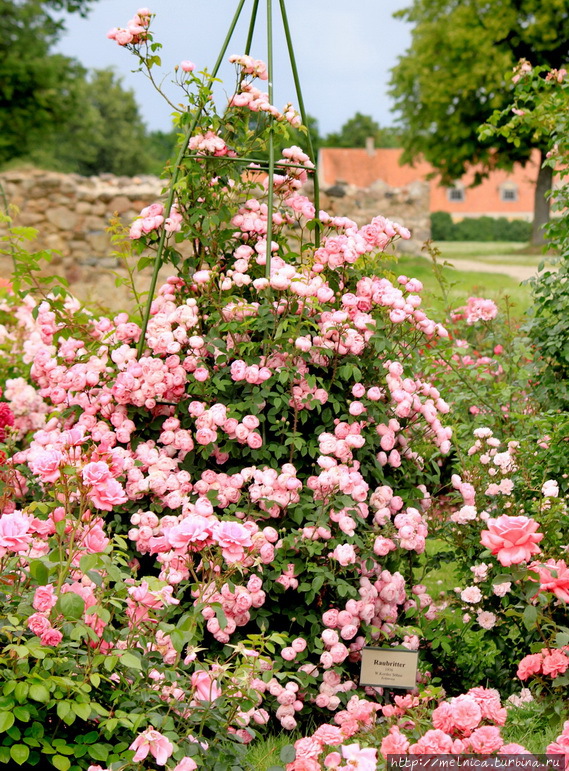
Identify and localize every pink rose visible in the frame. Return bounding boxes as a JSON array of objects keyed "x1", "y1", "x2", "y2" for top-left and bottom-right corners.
[
  {"x1": 380, "y1": 726, "x2": 410, "y2": 757},
  {"x1": 40, "y1": 627, "x2": 63, "y2": 647},
  {"x1": 82, "y1": 461, "x2": 111, "y2": 486},
  {"x1": 330, "y1": 544, "x2": 356, "y2": 566},
  {"x1": 542, "y1": 650, "x2": 569, "y2": 678},
  {"x1": 449, "y1": 694, "x2": 482, "y2": 732},
  {"x1": 468, "y1": 725, "x2": 503, "y2": 753},
  {"x1": 516, "y1": 653, "x2": 543, "y2": 680},
  {"x1": 82, "y1": 523, "x2": 110, "y2": 553},
  {"x1": 27, "y1": 613, "x2": 51, "y2": 636},
  {"x1": 213, "y1": 521, "x2": 252, "y2": 563},
  {"x1": 130, "y1": 728, "x2": 174, "y2": 765},
  {"x1": 480, "y1": 515, "x2": 543, "y2": 566},
  {"x1": 89, "y1": 479, "x2": 128, "y2": 511},
  {"x1": 0, "y1": 511, "x2": 33, "y2": 552},
  {"x1": 29, "y1": 450, "x2": 62, "y2": 483},
  {"x1": 33, "y1": 585, "x2": 57, "y2": 612},
  {"x1": 166, "y1": 516, "x2": 213, "y2": 551},
  {"x1": 191, "y1": 669, "x2": 222, "y2": 702},
  {"x1": 409, "y1": 729, "x2": 453, "y2": 754},
  {"x1": 180, "y1": 61, "x2": 196, "y2": 72},
  {"x1": 530, "y1": 559, "x2": 569, "y2": 602}
]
